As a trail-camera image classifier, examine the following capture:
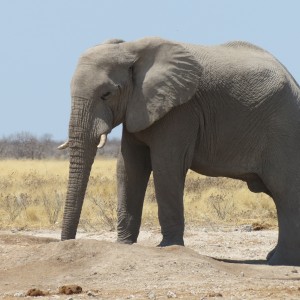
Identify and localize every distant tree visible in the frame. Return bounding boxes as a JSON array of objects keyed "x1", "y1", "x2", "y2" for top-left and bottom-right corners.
[
  {"x1": 0, "y1": 132, "x2": 120, "y2": 159},
  {"x1": 8, "y1": 132, "x2": 40, "y2": 159}
]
